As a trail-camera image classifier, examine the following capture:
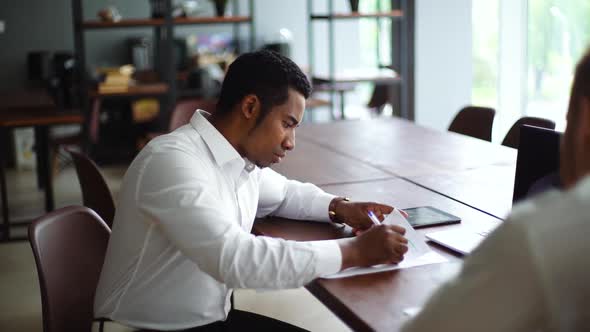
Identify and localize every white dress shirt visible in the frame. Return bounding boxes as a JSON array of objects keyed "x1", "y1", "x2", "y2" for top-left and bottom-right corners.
[
  {"x1": 94, "y1": 110, "x2": 342, "y2": 330},
  {"x1": 402, "y1": 175, "x2": 590, "y2": 332}
]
